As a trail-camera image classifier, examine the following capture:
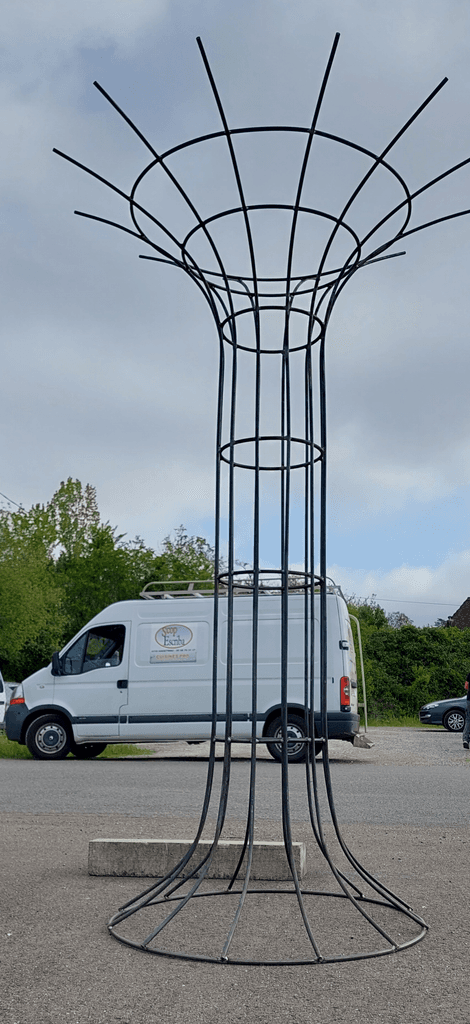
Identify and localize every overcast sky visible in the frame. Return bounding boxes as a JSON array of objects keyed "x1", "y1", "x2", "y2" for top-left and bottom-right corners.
[{"x1": 2, "y1": 0, "x2": 470, "y2": 625}]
